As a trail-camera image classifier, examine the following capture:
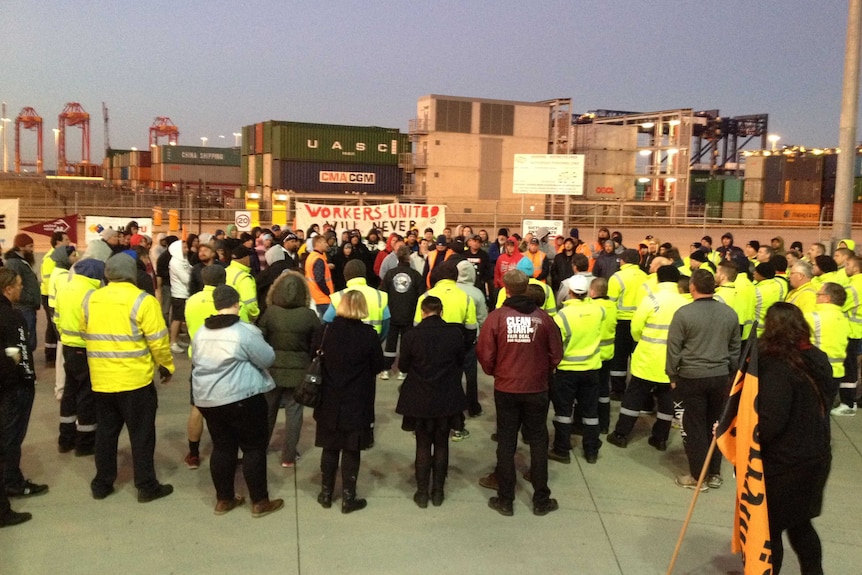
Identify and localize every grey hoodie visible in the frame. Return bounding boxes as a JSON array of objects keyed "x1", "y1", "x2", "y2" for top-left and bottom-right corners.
[{"x1": 455, "y1": 260, "x2": 488, "y2": 330}]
